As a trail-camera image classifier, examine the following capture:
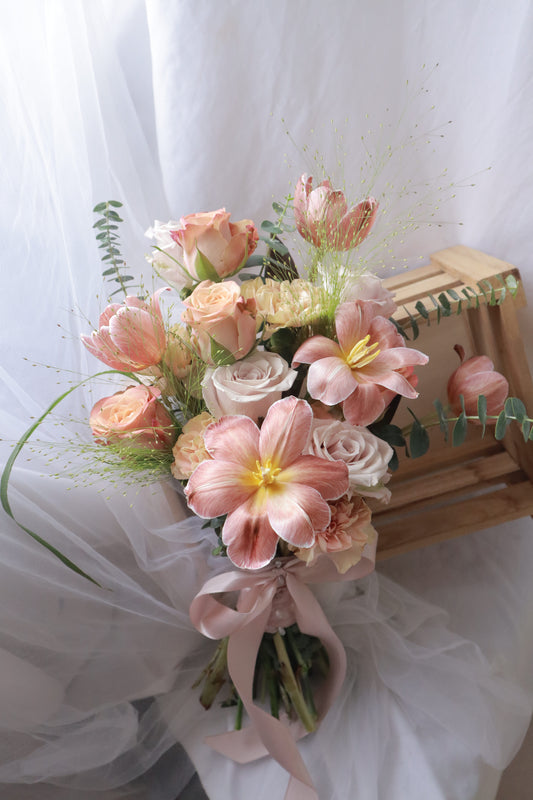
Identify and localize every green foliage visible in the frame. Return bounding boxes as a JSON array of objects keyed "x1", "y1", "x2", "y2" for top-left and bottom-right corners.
[
  {"x1": 407, "y1": 408, "x2": 430, "y2": 457},
  {"x1": 93, "y1": 201, "x2": 137, "y2": 297},
  {"x1": 394, "y1": 274, "x2": 519, "y2": 340}
]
